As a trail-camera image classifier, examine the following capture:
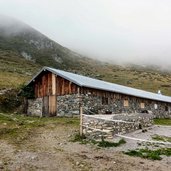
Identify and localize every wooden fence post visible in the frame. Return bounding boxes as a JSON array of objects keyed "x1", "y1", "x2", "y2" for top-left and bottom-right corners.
[
  {"x1": 80, "y1": 106, "x2": 83, "y2": 136},
  {"x1": 78, "y1": 87, "x2": 83, "y2": 136}
]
